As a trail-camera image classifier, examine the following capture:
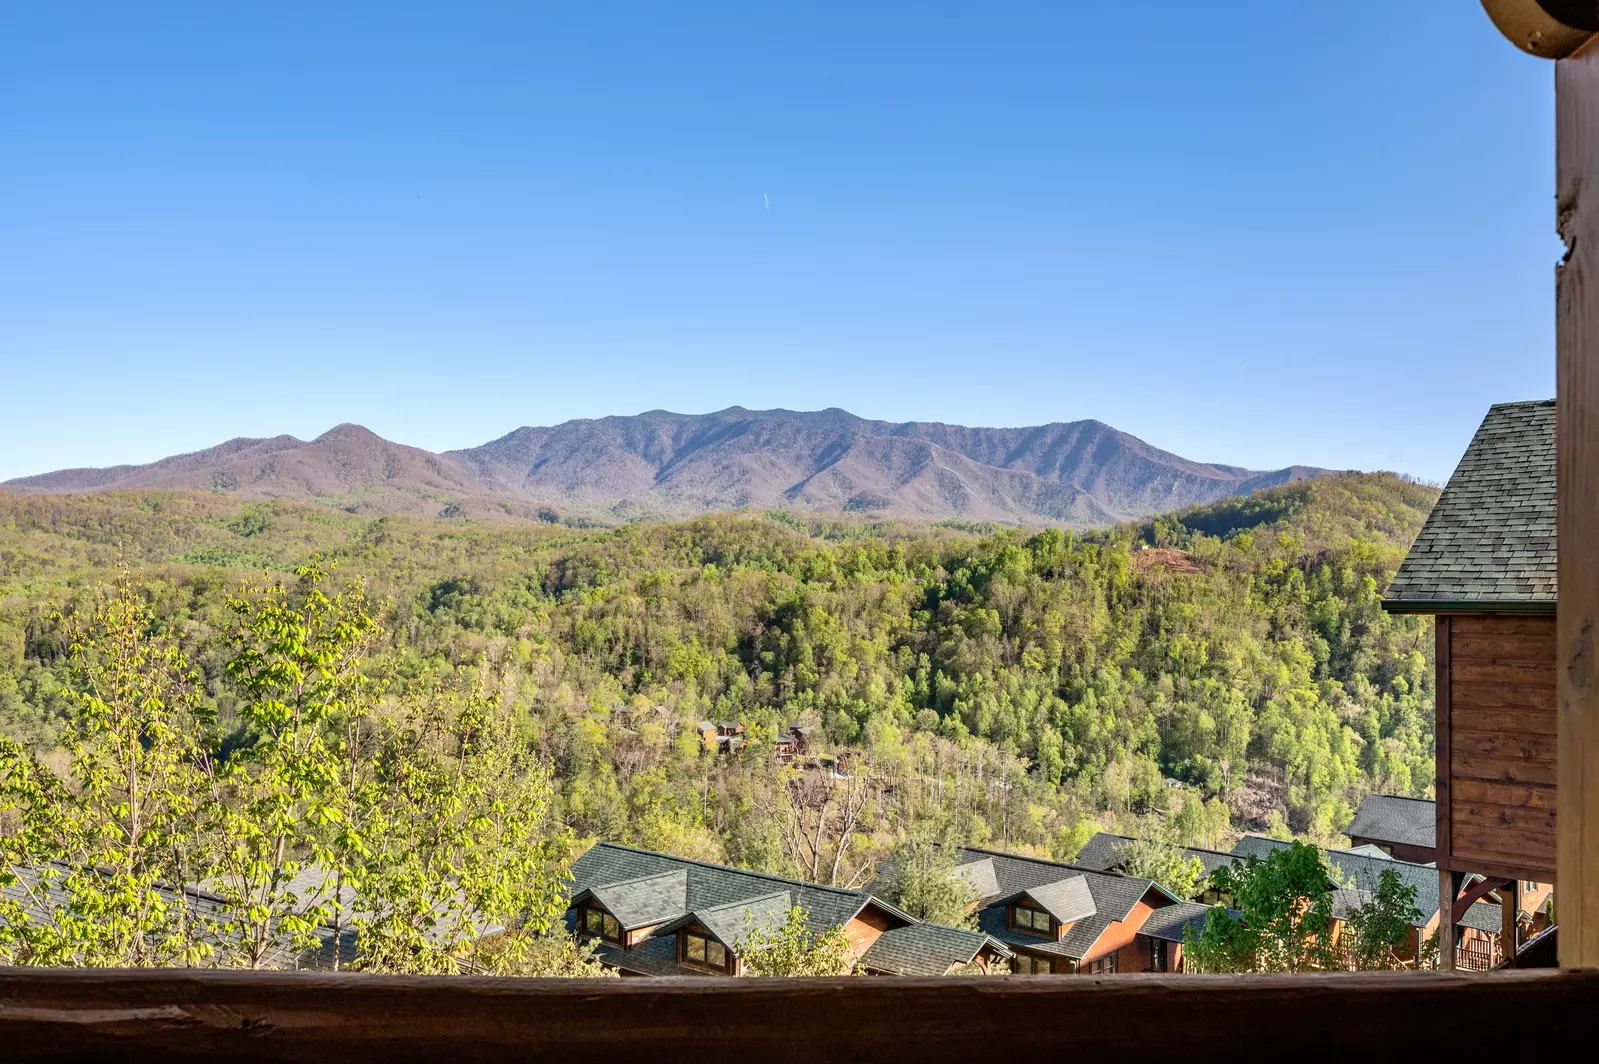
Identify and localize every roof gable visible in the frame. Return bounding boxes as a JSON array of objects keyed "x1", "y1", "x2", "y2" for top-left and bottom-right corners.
[
  {"x1": 575, "y1": 869, "x2": 689, "y2": 930},
  {"x1": 655, "y1": 891, "x2": 792, "y2": 948},
  {"x1": 1005, "y1": 876, "x2": 1096, "y2": 925},
  {"x1": 1384, "y1": 400, "x2": 1556, "y2": 611}
]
